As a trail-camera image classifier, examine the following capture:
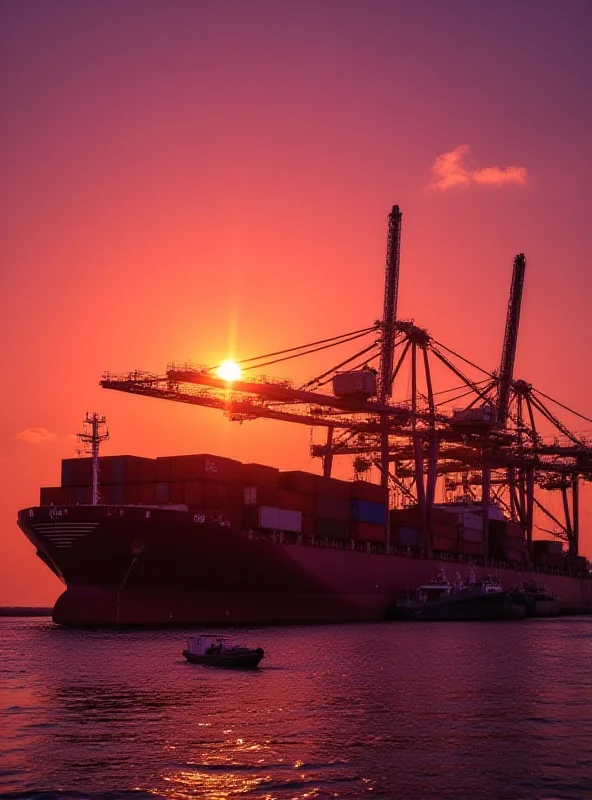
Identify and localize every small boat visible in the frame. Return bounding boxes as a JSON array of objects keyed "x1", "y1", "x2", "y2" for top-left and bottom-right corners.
[
  {"x1": 390, "y1": 566, "x2": 526, "y2": 622},
  {"x1": 511, "y1": 582, "x2": 561, "y2": 617},
  {"x1": 182, "y1": 635, "x2": 264, "y2": 669}
]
